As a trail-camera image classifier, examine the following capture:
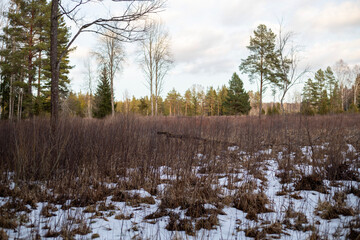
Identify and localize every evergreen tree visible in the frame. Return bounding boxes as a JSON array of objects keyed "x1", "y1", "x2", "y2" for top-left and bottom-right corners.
[
  {"x1": 205, "y1": 86, "x2": 217, "y2": 116},
  {"x1": 138, "y1": 97, "x2": 149, "y2": 115},
  {"x1": 0, "y1": 0, "x2": 72, "y2": 118},
  {"x1": 223, "y1": 72, "x2": 251, "y2": 115},
  {"x1": 301, "y1": 78, "x2": 316, "y2": 115},
  {"x1": 325, "y1": 67, "x2": 341, "y2": 113},
  {"x1": 239, "y1": 24, "x2": 280, "y2": 117},
  {"x1": 94, "y1": 67, "x2": 112, "y2": 118},
  {"x1": 184, "y1": 89, "x2": 192, "y2": 116},
  {"x1": 41, "y1": 16, "x2": 73, "y2": 110},
  {"x1": 216, "y1": 85, "x2": 228, "y2": 115},
  {"x1": 302, "y1": 67, "x2": 343, "y2": 115},
  {"x1": 166, "y1": 88, "x2": 181, "y2": 116}
]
